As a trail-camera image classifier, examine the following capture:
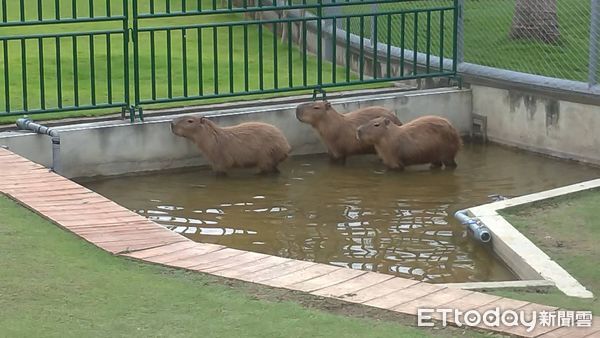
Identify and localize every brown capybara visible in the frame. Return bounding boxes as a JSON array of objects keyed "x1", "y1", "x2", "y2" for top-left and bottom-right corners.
[
  {"x1": 171, "y1": 115, "x2": 291, "y2": 175},
  {"x1": 356, "y1": 115, "x2": 462, "y2": 170},
  {"x1": 296, "y1": 101, "x2": 402, "y2": 164}
]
